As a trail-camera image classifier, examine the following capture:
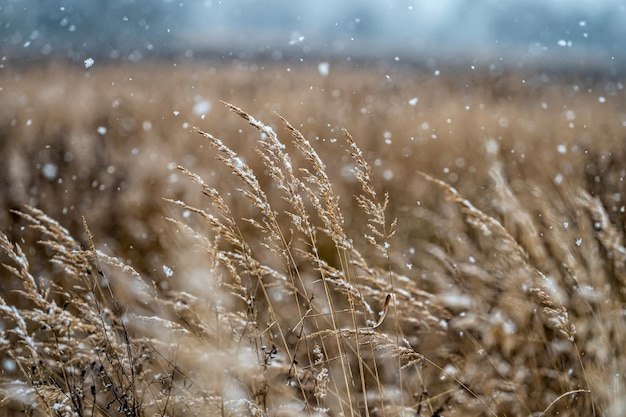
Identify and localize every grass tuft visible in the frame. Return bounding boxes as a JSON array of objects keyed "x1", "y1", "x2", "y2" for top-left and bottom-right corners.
[{"x1": 1, "y1": 63, "x2": 626, "y2": 416}]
